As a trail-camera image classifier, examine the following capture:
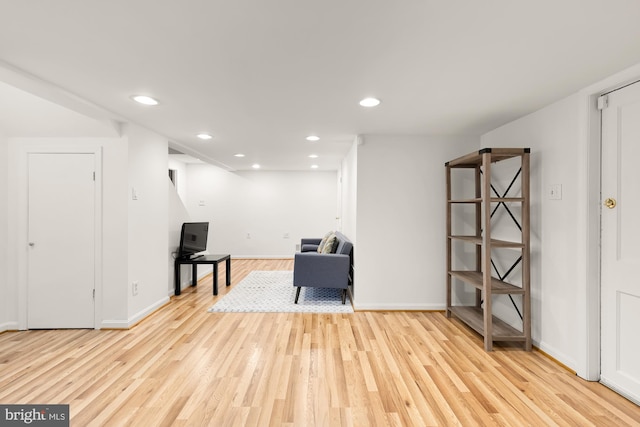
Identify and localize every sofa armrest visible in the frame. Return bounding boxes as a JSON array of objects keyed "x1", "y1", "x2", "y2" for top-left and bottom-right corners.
[
  {"x1": 293, "y1": 252, "x2": 350, "y2": 289},
  {"x1": 301, "y1": 238, "x2": 322, "y2": 245},
  {"x1": 300, "y1": 237, "x2": 322, "y2": 252}
]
